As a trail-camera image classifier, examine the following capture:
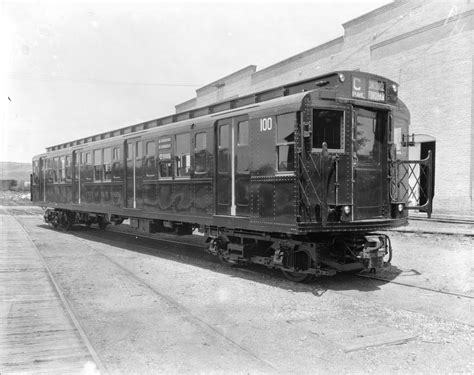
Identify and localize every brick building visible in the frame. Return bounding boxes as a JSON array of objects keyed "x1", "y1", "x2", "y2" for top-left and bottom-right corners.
[{"x1": 176, "y1": 0, "x2": 474, "y2": 217}]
